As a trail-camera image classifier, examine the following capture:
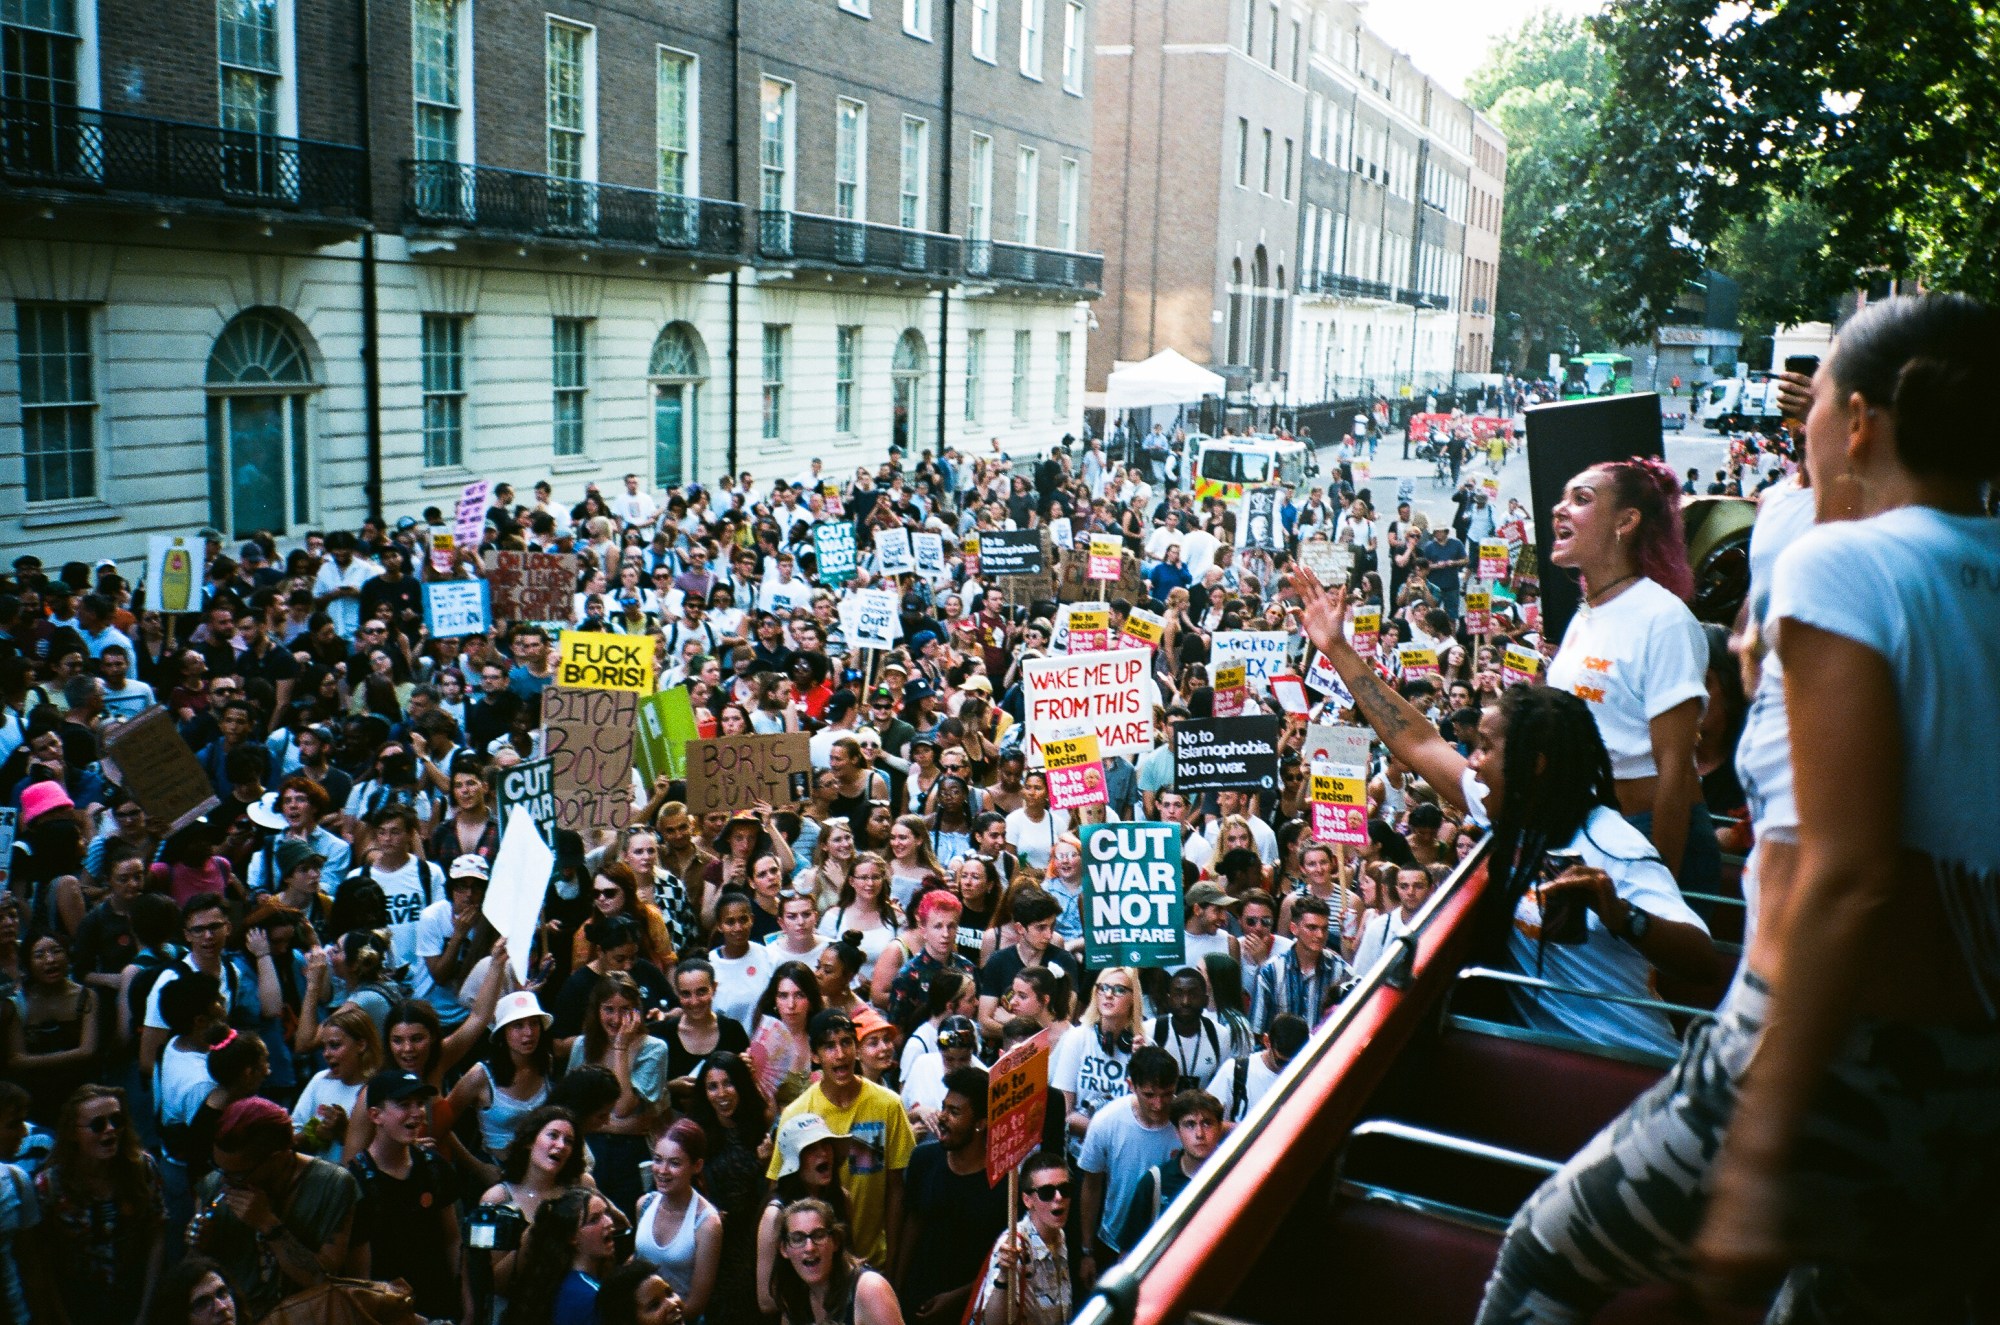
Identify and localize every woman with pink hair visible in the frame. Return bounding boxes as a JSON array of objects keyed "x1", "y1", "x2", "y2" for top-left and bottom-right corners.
[{"x1": 1544, "y1": 455, "x2": 1719, "y2": 889}]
